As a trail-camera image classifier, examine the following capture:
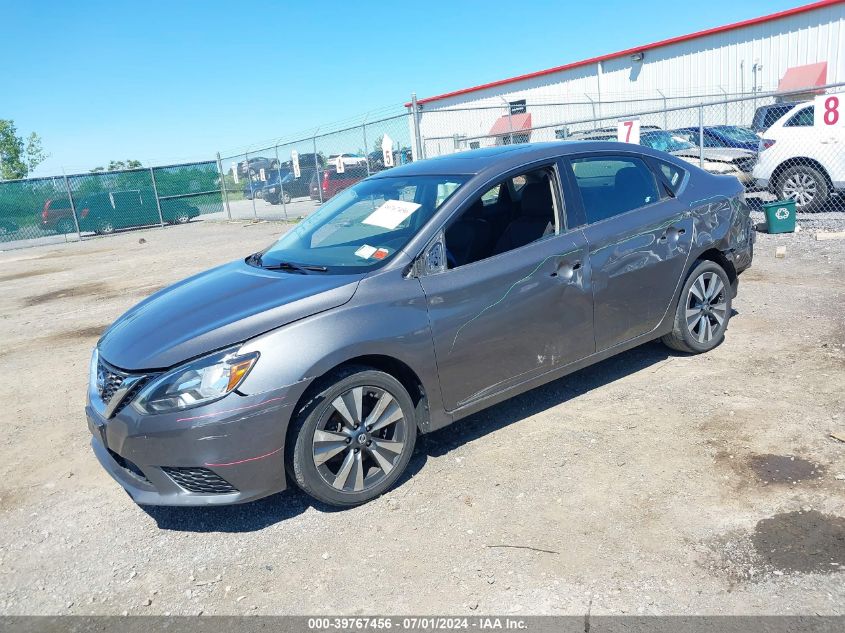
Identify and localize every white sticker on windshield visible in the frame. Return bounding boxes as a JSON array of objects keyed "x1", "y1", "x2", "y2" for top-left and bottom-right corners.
[
  {"x1": 362, "y1": 199, "x2": 421, "y2": 230},
  {"x1": 354, "y1": 244, "x2": 377, "y2": 259}
]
